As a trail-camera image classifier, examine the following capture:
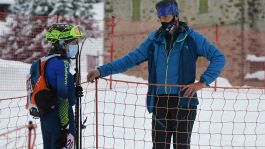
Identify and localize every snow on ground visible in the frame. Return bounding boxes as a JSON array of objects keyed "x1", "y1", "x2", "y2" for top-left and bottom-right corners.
[
  {"x1": 1, "y1": 58, "x2": 265, "y2": 149},
  {"x1": 0, "y1": 59, "x2": 29, "y2": 98},
  {"x1": 83, "y1": 78, "x2": 265, "y2": 149}
]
